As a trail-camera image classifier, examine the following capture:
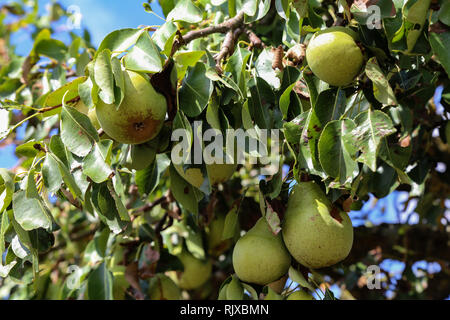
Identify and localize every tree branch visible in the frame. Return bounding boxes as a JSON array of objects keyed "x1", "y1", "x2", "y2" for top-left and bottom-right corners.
[
  {"x1": 215, "y1": 27, "x2": 243, "y2": 73},
  {"x1": 170, "y1": 11, "x2": 245, "y2": 56}
]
